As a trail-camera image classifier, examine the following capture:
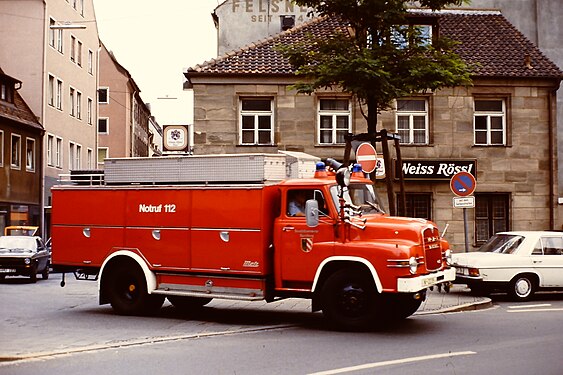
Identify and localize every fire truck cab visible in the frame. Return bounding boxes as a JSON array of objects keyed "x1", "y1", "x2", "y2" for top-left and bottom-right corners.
[{"x1": 51, "y1": 153, "x2": 455, "y2": 330}]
